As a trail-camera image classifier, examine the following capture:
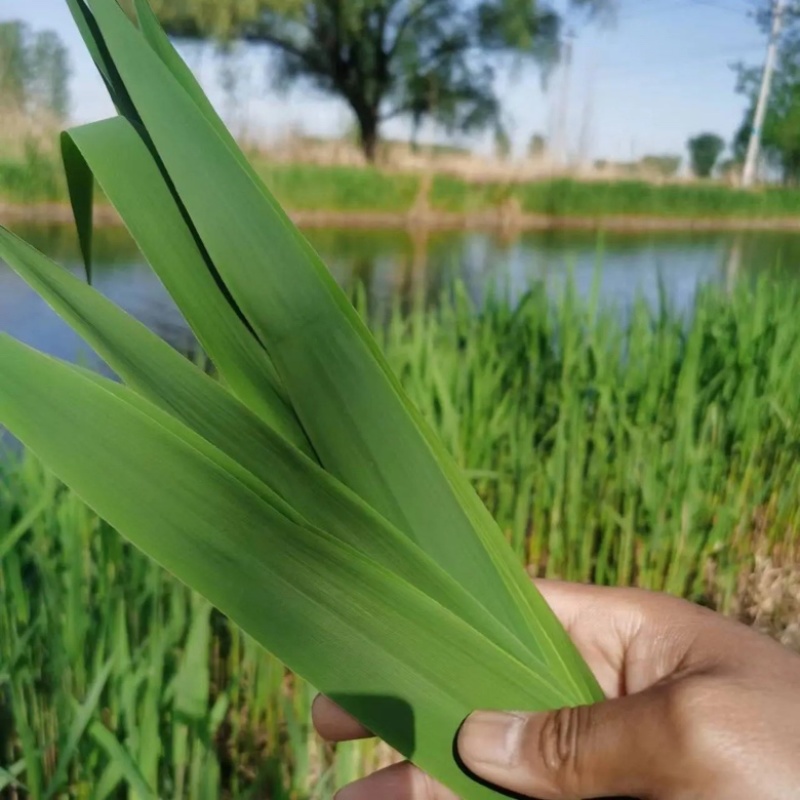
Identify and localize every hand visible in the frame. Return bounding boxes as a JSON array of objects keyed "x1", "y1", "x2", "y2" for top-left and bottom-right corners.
[{"x1": 312, "y1": 580, "x2": 800, "y2": 800}]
